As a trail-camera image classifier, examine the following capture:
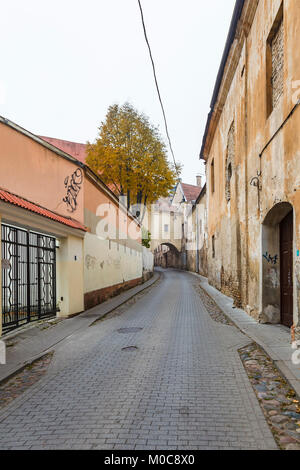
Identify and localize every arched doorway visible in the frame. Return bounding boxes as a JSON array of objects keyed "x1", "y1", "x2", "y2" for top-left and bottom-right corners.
[{"x1": 261, "y1": 202, "x2": 294, "y2": 327}]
